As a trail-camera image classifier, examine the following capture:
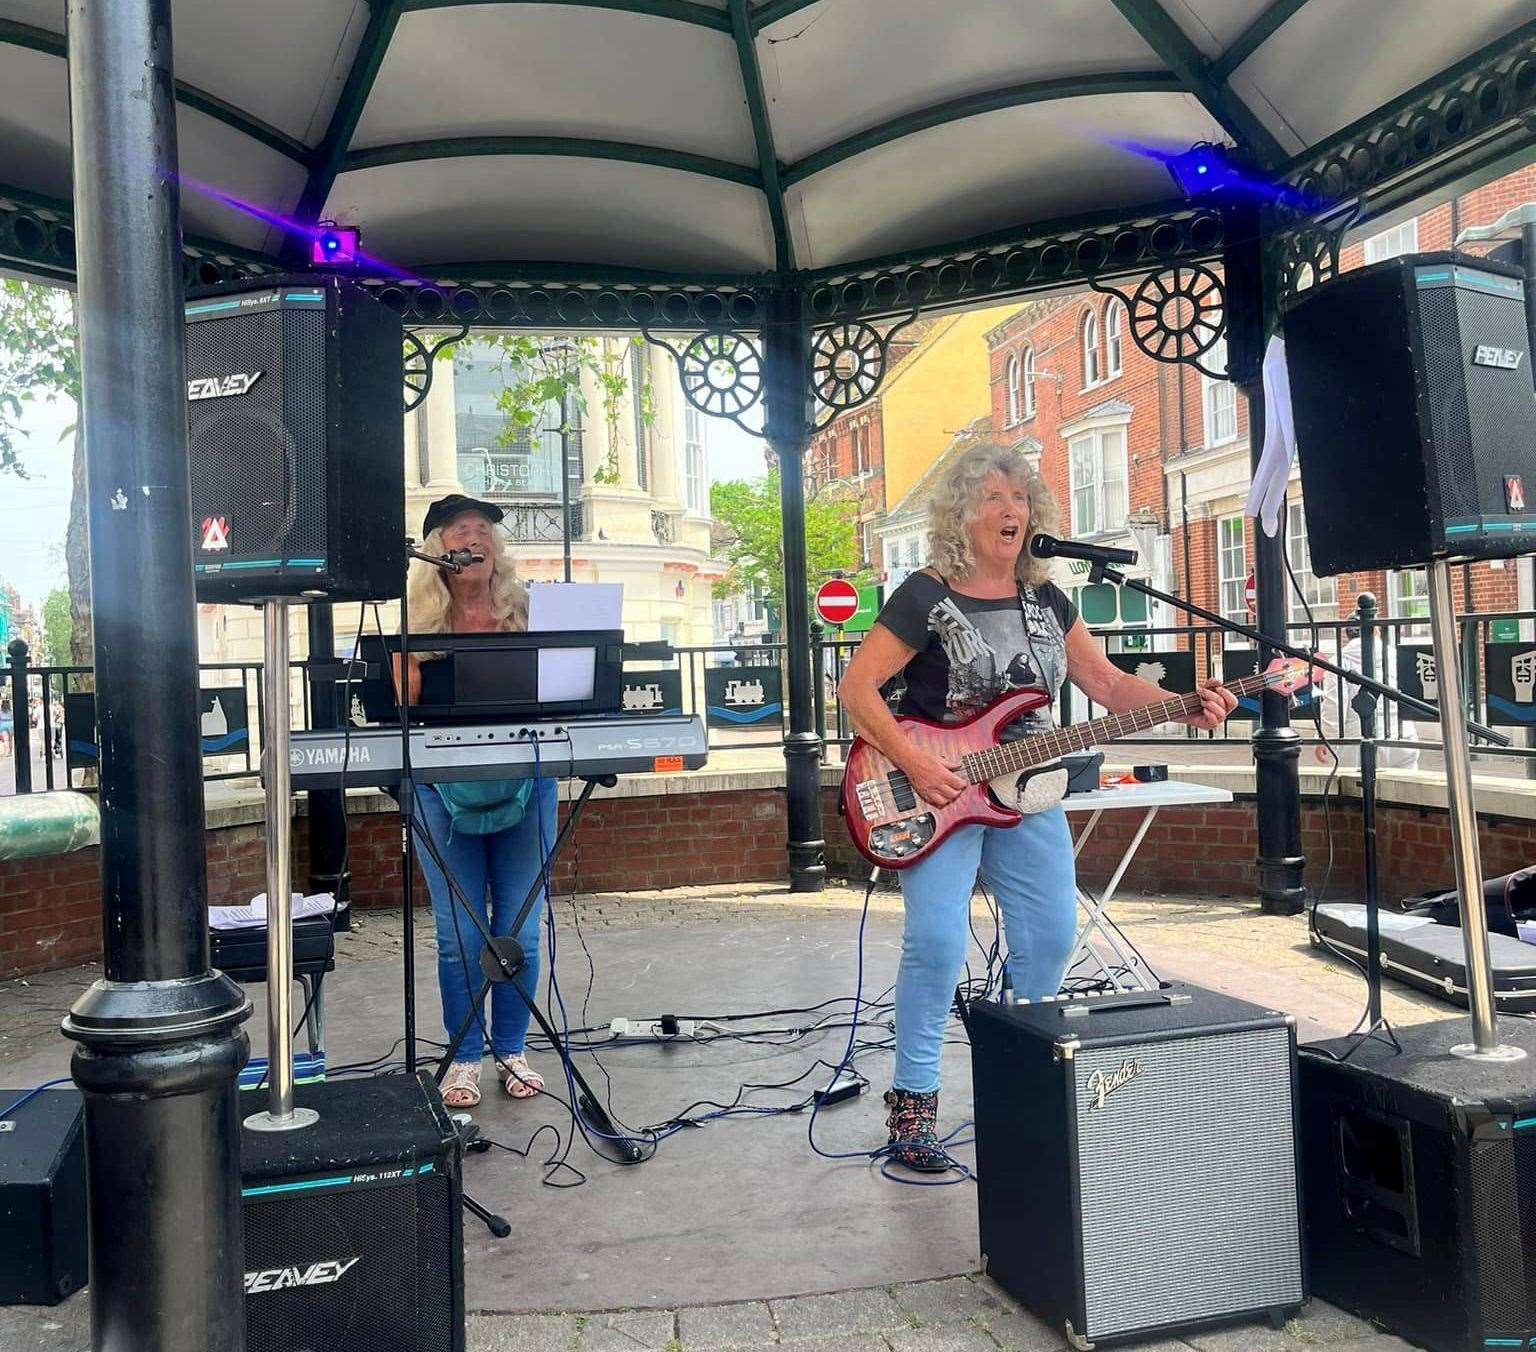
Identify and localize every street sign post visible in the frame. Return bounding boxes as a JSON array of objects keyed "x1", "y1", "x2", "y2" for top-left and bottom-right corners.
[{"x1": 814, "y1": 579, "x2": 860, "y2": 628}]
